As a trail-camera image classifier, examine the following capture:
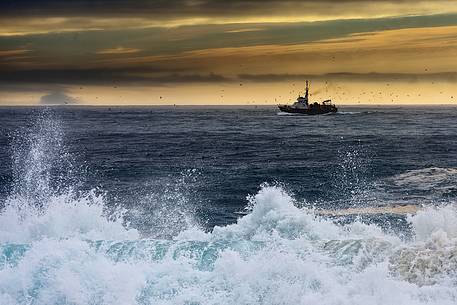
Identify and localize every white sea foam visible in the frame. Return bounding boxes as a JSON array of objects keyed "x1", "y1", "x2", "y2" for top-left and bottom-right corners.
[
  {"x1": 390, "y1": 167, "x2": 457, "y2": 193},
  {"x1": 0, "y1": 192, "x2": 139, "y2": 243},
  {"x1": 409, "y1": 205, "x2": 457, "y2": 241},
  {"x1": 335, "y1": 111, "x2": 362, "y2": 115},
  {"x1": 276, "y1": 112, "x2": 299, "y2": 116},
  {"x1": 1, "y1": 185, "x2": 457, "y2": 305},
  {"x1": 389, "y1": 206, "x2": 457, "y2": 286}
]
